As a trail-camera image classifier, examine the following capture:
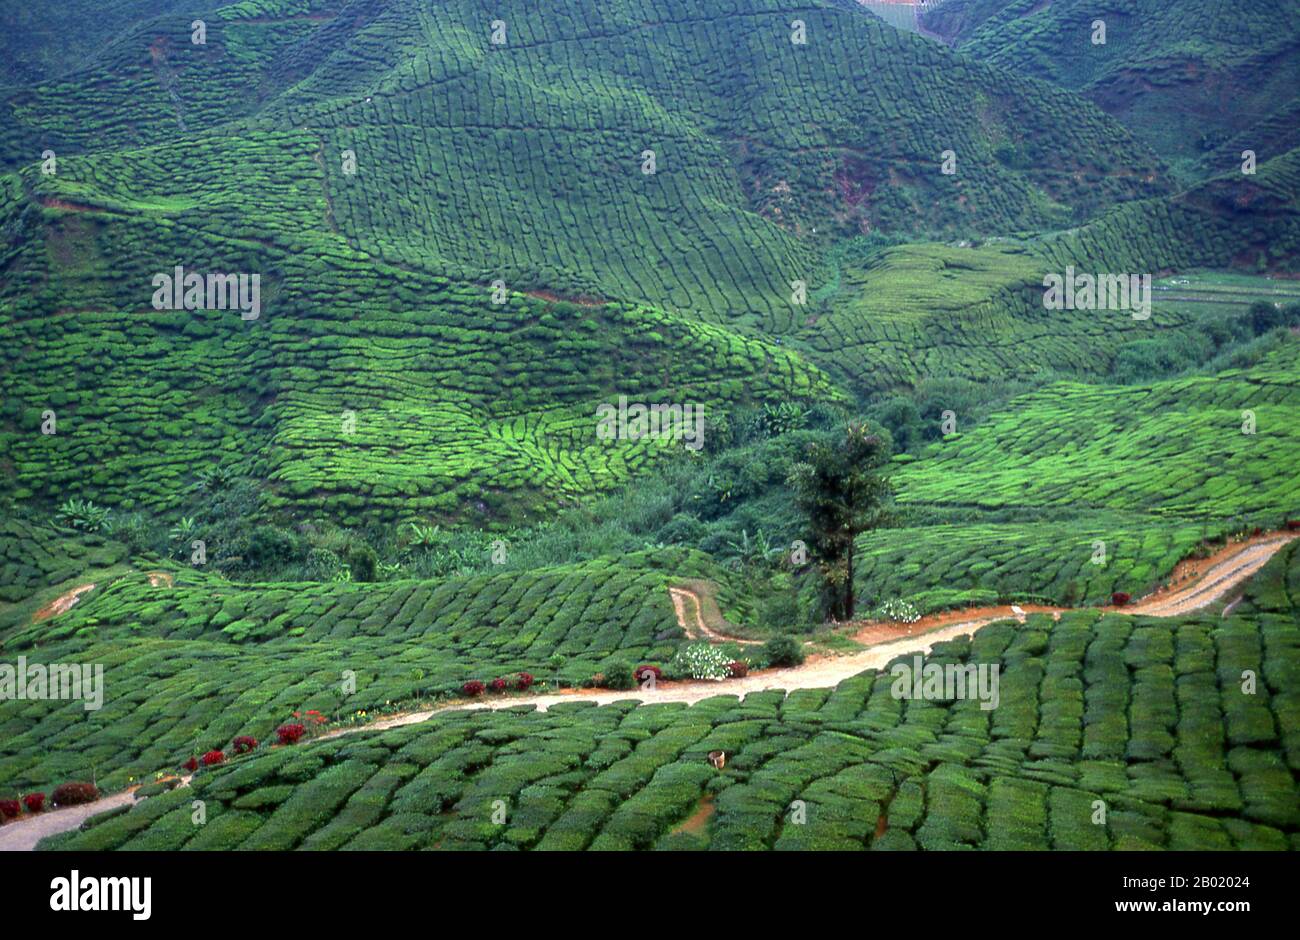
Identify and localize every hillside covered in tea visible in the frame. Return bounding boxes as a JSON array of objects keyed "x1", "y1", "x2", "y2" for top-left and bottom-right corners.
[{"x1": 0, "y1": 0, "x2": 1297, "y2": 853}]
